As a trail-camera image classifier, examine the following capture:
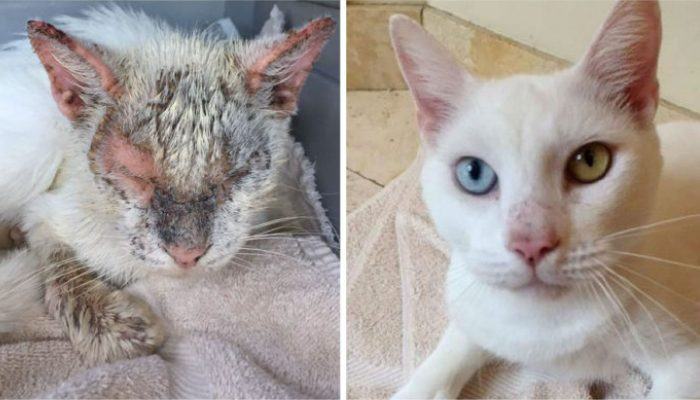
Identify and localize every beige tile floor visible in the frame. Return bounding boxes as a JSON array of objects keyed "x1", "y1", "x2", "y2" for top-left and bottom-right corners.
[{"x1": 346, "y1": 90, "x2": 420, "y2": 212}]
